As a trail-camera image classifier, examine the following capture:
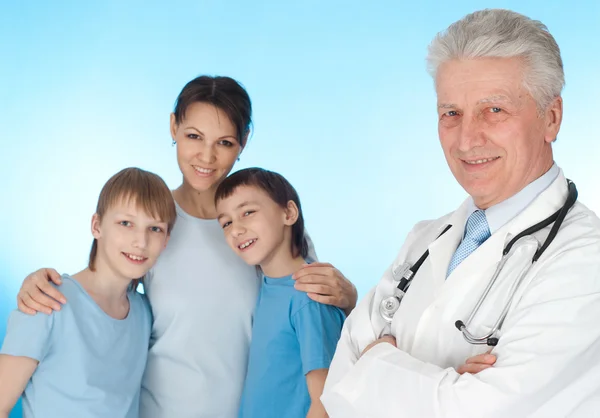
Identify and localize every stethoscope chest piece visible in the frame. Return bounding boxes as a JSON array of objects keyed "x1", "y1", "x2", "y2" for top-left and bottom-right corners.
[
  {"x1": 379, "y1": 289, "x2": 406, "y2": 323},
  {"x1": 380, "y1": 262, "x2": 413, "y2": 323},
  {"x1": 380, "y1": 296, "x2": 400, "y2": 323}
]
